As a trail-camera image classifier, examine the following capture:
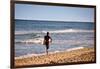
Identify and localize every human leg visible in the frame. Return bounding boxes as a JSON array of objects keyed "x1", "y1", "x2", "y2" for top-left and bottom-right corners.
[{"x1": 46, "y1": 44, "x2": 49, "y2": 55}]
